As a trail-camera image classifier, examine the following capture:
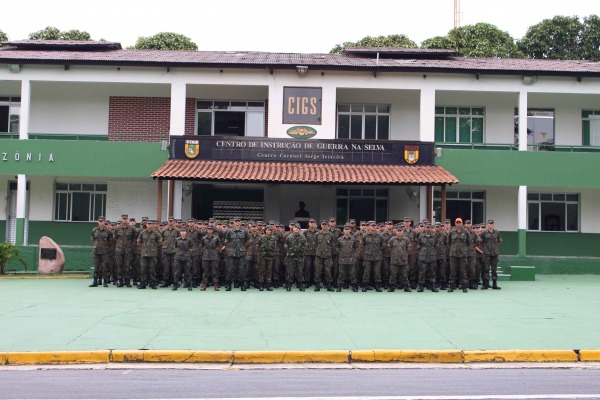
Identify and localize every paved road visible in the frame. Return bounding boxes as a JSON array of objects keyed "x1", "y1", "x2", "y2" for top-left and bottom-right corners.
[
  {"x1": 1, "y1": 275, "x2": 600, "y2": 352},
  {"x1": 1, "y1": 367, "x2": 600, "y2": 399}
]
